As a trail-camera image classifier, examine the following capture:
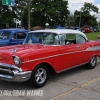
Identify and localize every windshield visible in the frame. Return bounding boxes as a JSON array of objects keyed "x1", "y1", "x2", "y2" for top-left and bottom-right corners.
[
  {"x1": 23, "y1": 32, "x2": 60, "y2": 45},
  {"x1": 0, "y1": 31, "x2": 11, "y2": 39}
]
